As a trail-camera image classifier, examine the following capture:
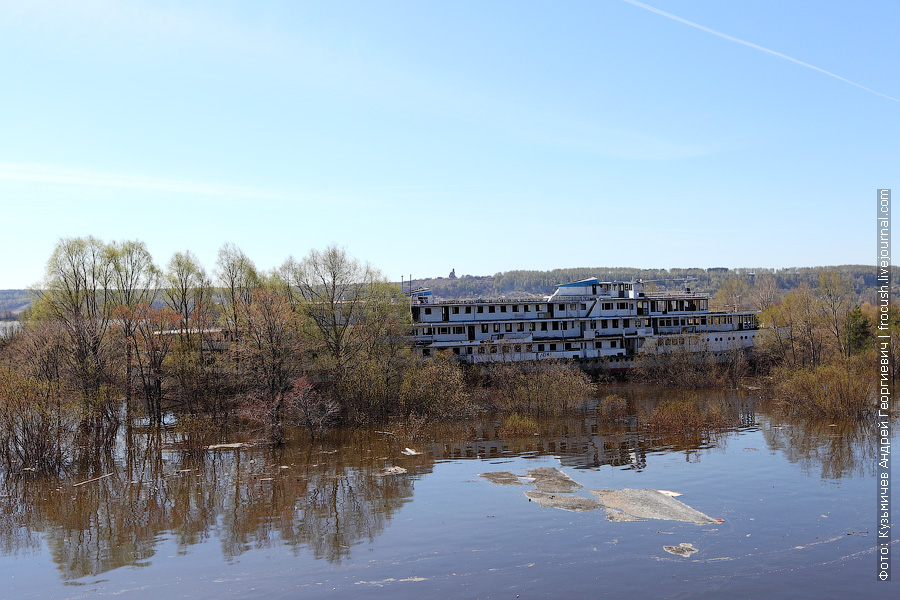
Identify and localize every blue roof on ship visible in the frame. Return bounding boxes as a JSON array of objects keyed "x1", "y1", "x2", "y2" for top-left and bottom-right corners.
[{"x1": 557, "y1": 277, "x2": 600, "y2": 287}]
